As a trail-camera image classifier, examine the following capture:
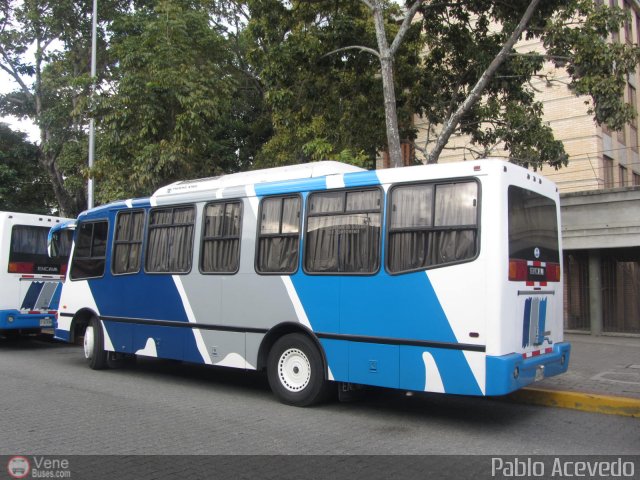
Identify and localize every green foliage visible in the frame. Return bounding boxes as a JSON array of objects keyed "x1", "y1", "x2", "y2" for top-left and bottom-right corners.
[
  {"x1": 0, "y1": 0, "x2": 129, "y2": 215},
  {"x1": 0, "y1": 124, "x2": 55, "y2": 214},
  {"x1": 245, "y1": 0, "x2": 421, "y2": 168},
  {"x1": 545, "y1": 0, "x2": 640, "y2": 131},
  {"x1": 96, "y1": 0, "x2": 266, "y2": 200}
]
